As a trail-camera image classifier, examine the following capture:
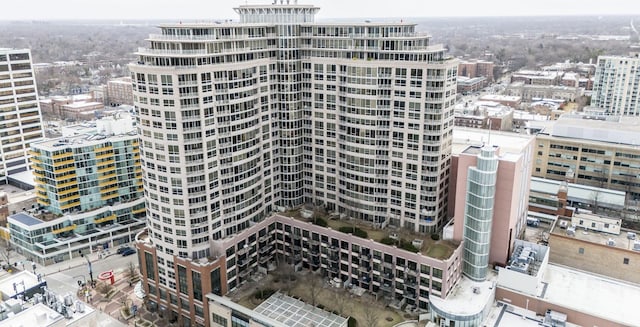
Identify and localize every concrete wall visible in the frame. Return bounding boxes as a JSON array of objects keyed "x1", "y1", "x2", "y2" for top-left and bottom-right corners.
[{"x1": 548, "y1": 232, "x2": 640, "y2": 284}]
